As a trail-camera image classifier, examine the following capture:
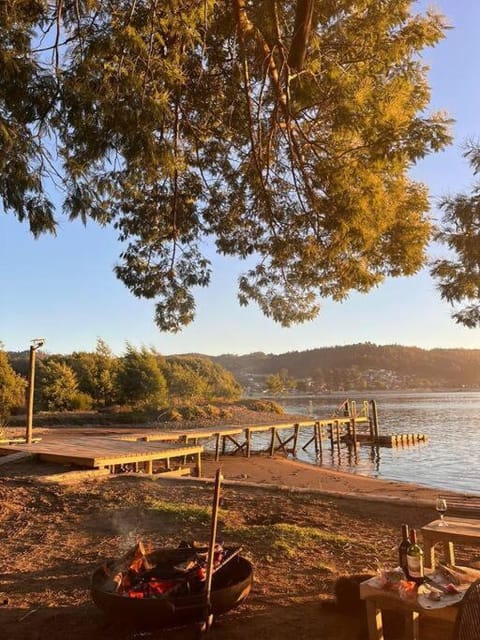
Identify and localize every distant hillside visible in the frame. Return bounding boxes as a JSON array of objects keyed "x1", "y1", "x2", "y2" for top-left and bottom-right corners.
[{"x1": 211, "y1": 343, "x2": 480, "y2": 390}]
